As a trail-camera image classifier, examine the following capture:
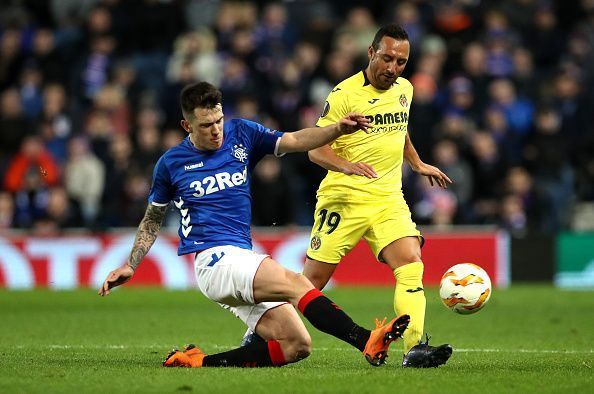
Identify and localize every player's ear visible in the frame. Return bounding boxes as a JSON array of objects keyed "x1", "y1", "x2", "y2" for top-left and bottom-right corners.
[
  {"x1": 180, "y1": 119, "x2": 191, "y2": 133},
  {"x1": 368, "y1": 45, "x2": 374, "y2": 60}
]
